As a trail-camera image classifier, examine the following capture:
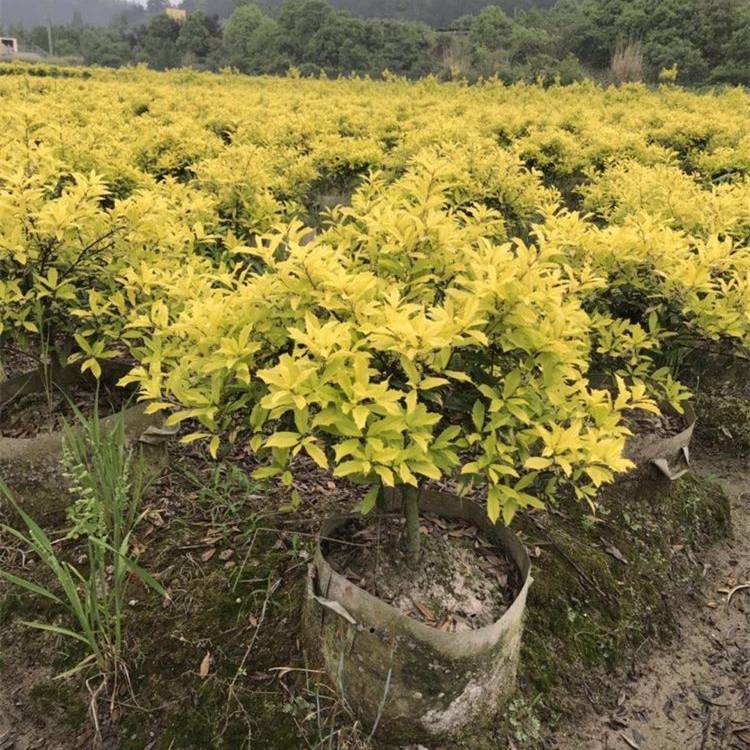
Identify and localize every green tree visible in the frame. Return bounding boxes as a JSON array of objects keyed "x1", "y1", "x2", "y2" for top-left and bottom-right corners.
[
  {"x1": 177, "y1": 10, "x2": 223, "y2": 68},
  {"x1": 80, "y1": 27, "x2": 133, "y2": 67},
  {"x1": 305, "y1": 12, "x2": 371, "y2": 74},
  {"x1": 278, "y1": 0, "x2": 334, "y2": 62},
  {"x1": 508, "y1": 22, "x2": 552, "y2": 64},
  {"x1": 224, "y1": 3, "x2": 288, "y2": 73},
  {"x1": 141, "y1": 13, "x2": 181, "y2": 70},
  {"x1": 713, "y1": 16, "x2": 750, "y2": 84},
  {"x1": 469, "y1": 5, "x2": 513, "y2": 53},
  {"x1": 643, "y1": 33, "x2": 708, "y2": 83},
  {"x1": 367, "y1": 19, "x2": 436, "y2": 77}
]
